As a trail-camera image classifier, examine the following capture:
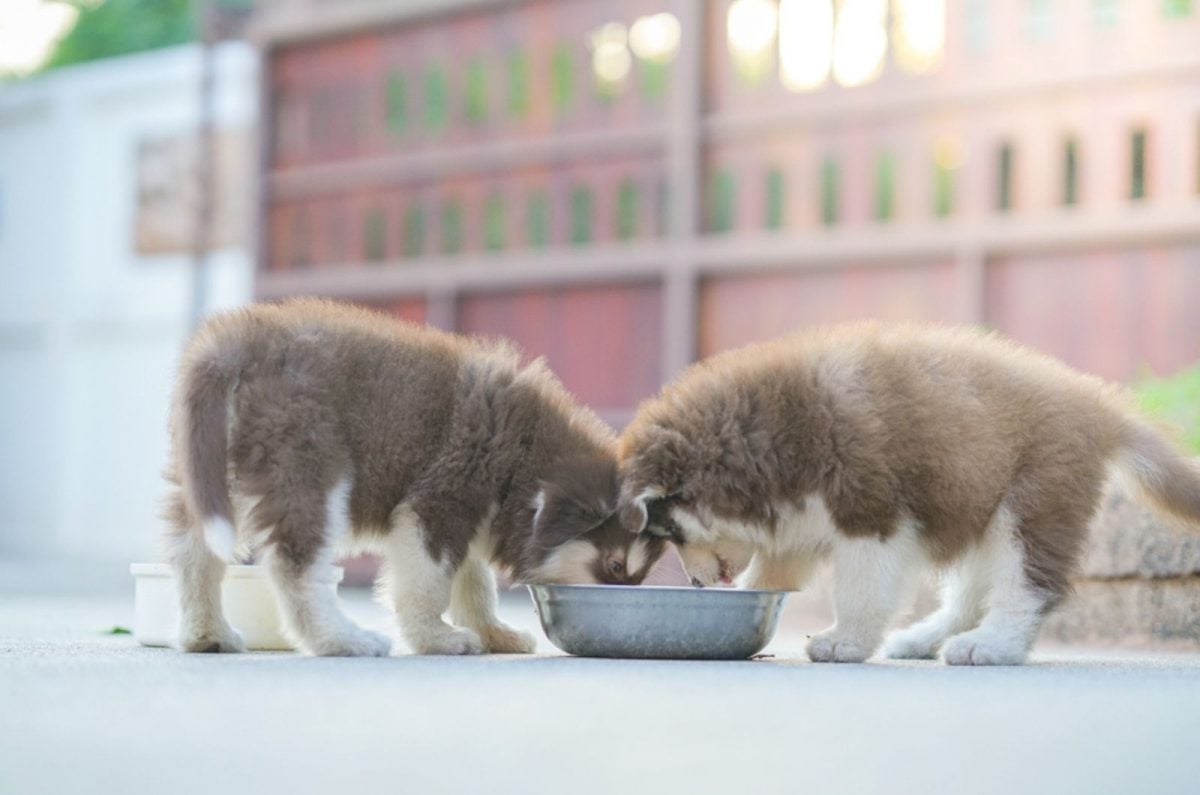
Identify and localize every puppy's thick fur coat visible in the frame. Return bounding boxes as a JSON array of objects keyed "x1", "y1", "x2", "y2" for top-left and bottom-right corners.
[
  {"x1": 619, "y1": 323, "x2": 1200, "y2": 665},
  {"x1": 165, "y1": 299, "x2": 662, "y2": 656}
]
